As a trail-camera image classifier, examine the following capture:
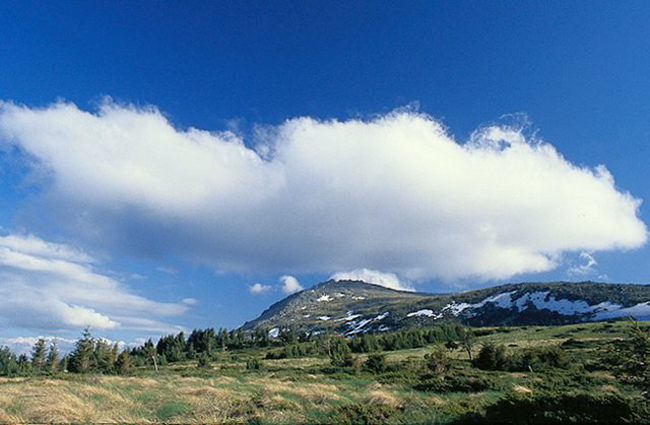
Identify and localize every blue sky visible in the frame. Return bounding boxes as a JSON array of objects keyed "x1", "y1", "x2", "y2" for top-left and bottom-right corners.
[{"x1": 0, "y1": 1, "x2": 649, "y2": 349}]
